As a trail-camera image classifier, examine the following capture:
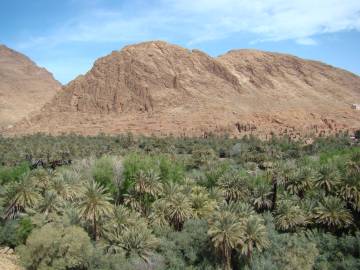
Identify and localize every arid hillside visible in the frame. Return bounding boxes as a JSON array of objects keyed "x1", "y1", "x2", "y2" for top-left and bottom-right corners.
[
  {"x1": 5, "y1": 41, "x2": 360, "y2": 138},
  {"x1": 0, "y1": 45, "x2": 60, "y2": 129}
]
